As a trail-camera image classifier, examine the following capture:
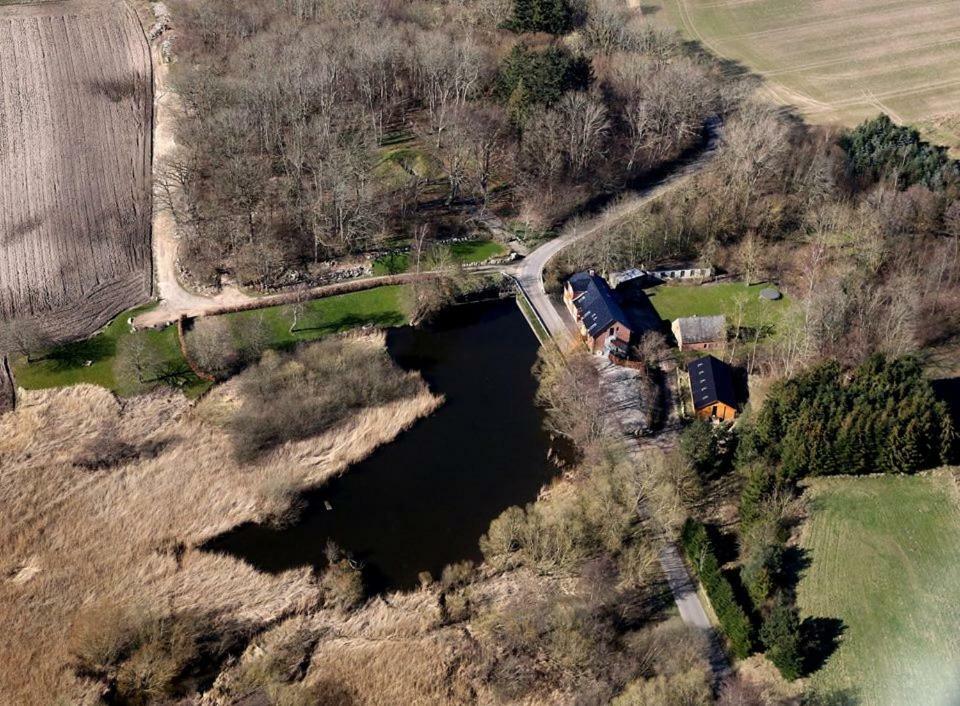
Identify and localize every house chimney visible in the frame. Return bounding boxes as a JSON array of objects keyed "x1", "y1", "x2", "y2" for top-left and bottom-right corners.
[{"x1": 588, "y1": 268, "x2": 596, "y2": 277}]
